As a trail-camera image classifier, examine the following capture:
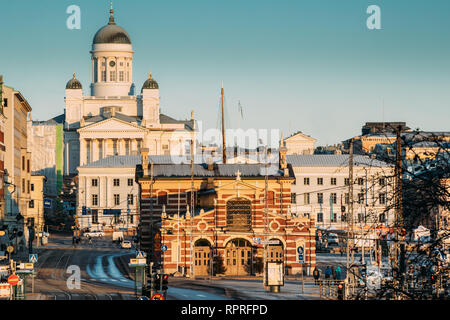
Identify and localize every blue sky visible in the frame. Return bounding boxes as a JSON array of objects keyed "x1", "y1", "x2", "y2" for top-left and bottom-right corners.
[{"x1": 0, "y1": 0, "x2": 449, "y2": 146}]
